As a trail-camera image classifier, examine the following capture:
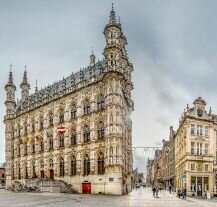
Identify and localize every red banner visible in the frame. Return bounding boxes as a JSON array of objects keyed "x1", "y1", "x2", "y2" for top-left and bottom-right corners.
[{"x1": 57, "y1": 126, "x2": 66, "y2": 134}]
